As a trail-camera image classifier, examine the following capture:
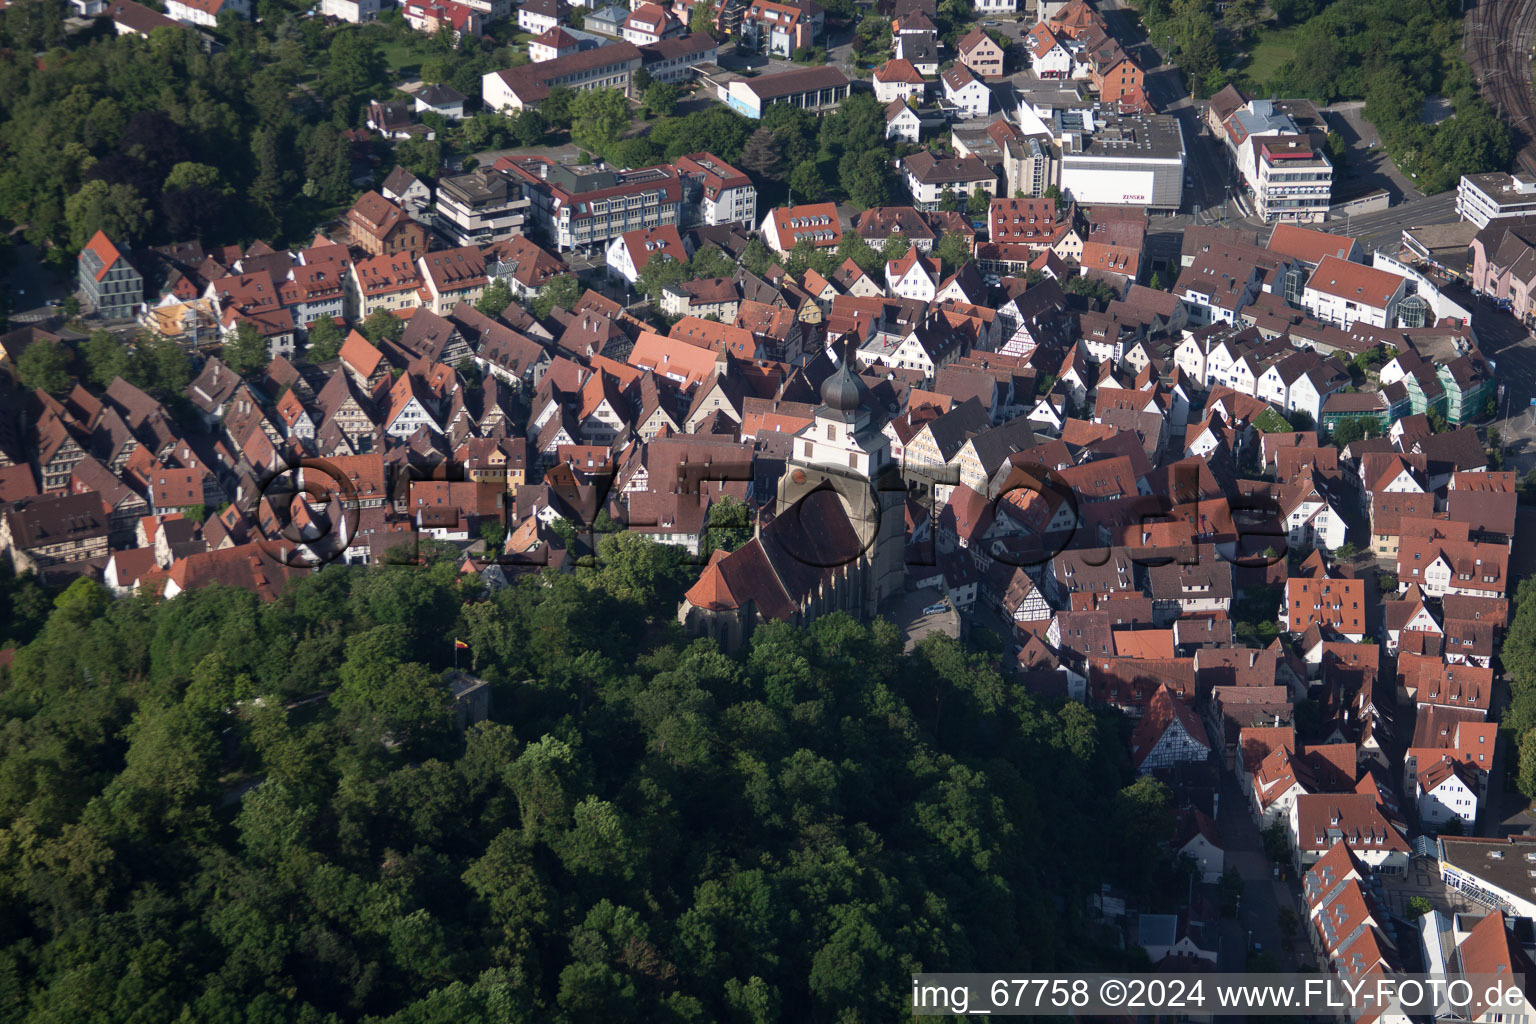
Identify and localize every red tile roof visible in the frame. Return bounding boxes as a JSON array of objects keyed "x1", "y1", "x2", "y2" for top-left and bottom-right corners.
[{"x1": 81, "y1": 230, "x2": 123, "y2": 281}]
